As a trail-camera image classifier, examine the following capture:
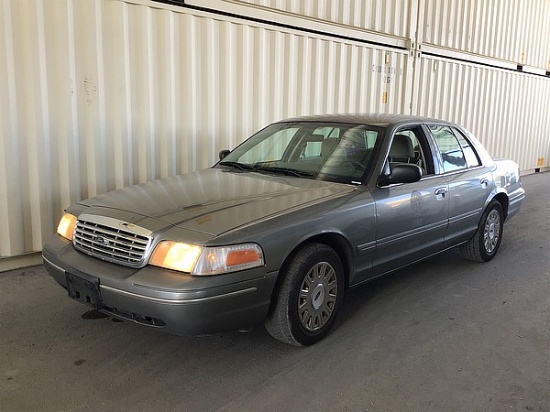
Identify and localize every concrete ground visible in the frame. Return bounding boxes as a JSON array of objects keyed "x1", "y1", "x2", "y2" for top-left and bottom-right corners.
[{"x1": 1, "y1": 173, "x2": 548, "y2": 412}]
